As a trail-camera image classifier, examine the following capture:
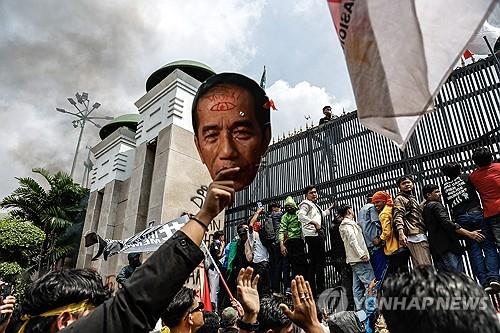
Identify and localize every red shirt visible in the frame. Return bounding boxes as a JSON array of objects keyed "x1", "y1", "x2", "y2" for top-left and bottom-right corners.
[{"x1": 469, "y1": 163, "x2": 500, "y2": 218}]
